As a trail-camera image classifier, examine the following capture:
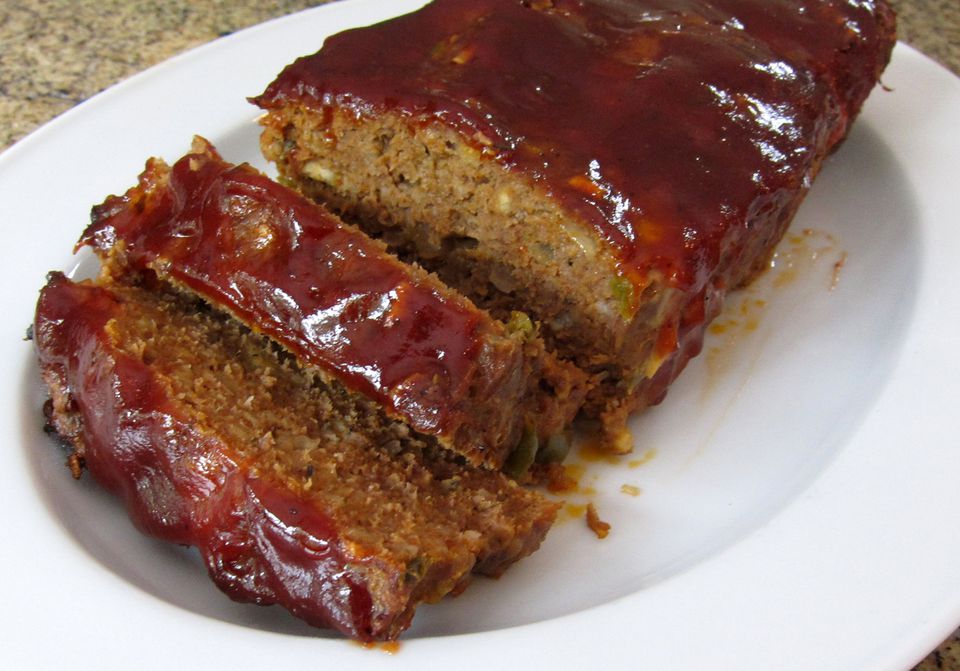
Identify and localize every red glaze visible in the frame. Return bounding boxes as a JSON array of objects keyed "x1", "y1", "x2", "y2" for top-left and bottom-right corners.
[
  {"x1": 80, "y1": 140, "x2": 520, "y2": 463},
  {"x1": 33, "y1": 274, "x2": 393, "y2": 640},
  {"x1": 254, "y1": 0, "x2": 895, "y2": 294},
  {"x1": 709, "y1": 0, "x2": 894, "y2": 138}
]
